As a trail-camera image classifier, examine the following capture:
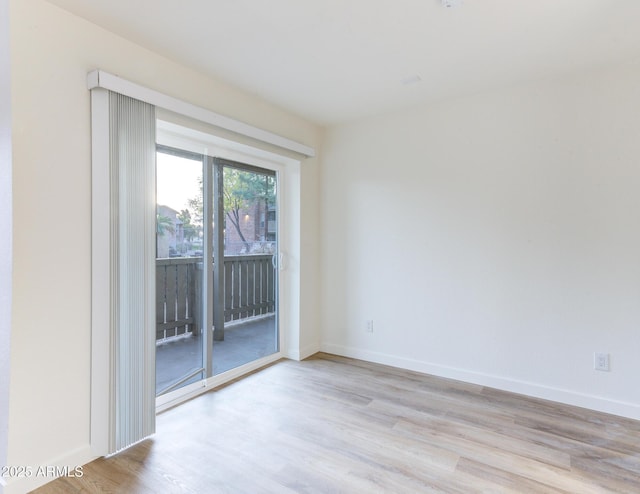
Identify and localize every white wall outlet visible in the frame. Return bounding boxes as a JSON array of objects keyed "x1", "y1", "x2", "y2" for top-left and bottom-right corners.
[
  {"x1": 365, "y1": 320, "x2": 374, "y2": 333},
  {"x1": 594, "y1": 352, "x2": 610, "y2": 372}
]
